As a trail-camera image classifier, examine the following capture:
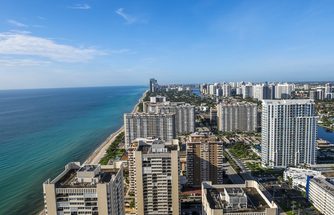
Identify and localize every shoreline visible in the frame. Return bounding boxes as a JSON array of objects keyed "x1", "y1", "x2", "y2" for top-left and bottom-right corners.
[
  {"x1": 38, "y1": 89, "x2": 147, "y2": 215},
  {"x1": 85, "y1": 89, "x2": 147, "y2": 164}
]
